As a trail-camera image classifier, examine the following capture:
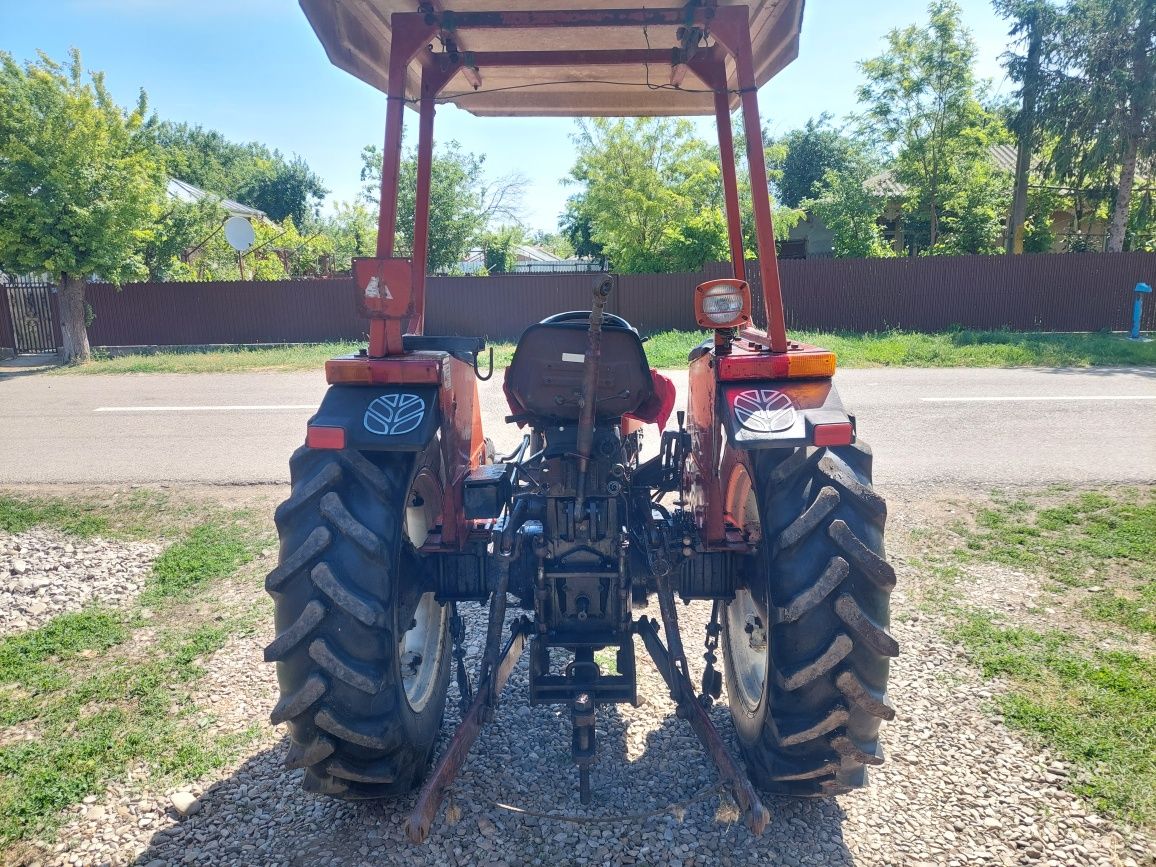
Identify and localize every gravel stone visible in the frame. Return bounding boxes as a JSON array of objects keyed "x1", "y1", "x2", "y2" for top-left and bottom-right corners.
[
  {"x1": 169, "y1": 793, "x2": 200, "y2": 818},
  {"x1": 0, "y1": 529, "x2": 162, "y2": 634}
]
